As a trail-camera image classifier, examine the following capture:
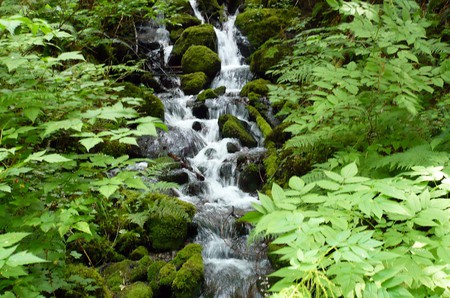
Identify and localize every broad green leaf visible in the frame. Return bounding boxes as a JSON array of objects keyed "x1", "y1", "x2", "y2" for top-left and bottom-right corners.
[
  {"x1": 98, "y1": 184, "x2": 120, "y2": 199},
  {"x1": 119, "y1": 137, "x2": 138, "y2": 146},
  {"x1": 317, "y1": 180, "x2": 340, "y2": 190},
  {"x1": 23, "y1": 107, "x2": 41, "y2": 122},
  {"x1": 0, "y1": 19, "x2": 23, "y2": 35},
  {"x1": 6, "y1": 251, "x2": 47, "y2": 266},
  {"x1": 57, "y1": 51, "x2": 85, "y2": 61},
  {"x1": 79, "y1": 137, "x2": 103, "y2": 152},
  {"x1": 72, "y1": 222, "x2": 91, "y2": 235},
  {"x1": 0, "y1": 245, "x2": 18, "y2": 260},
  {"x1": 341, "y1": 162, "x2": 358, "y2": 179},
  {"x1": 0, "y1": 233, "x2": 30, "y2": 248},
  {"x1": 289, "y1": 176, "x2": 305, "y2": 190},
  {"x1": 0, "y1": 183, "x2": 11, "y2": 193},
  {"x1": 324, "y1": 171, "x2": 344, "y2": 182},
  {"x1": 42, "y1": 154, "x2": 72, "y2": 163},
  {"x1": 0, "y1": 264, "x2": 27, "y2": 278}
]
